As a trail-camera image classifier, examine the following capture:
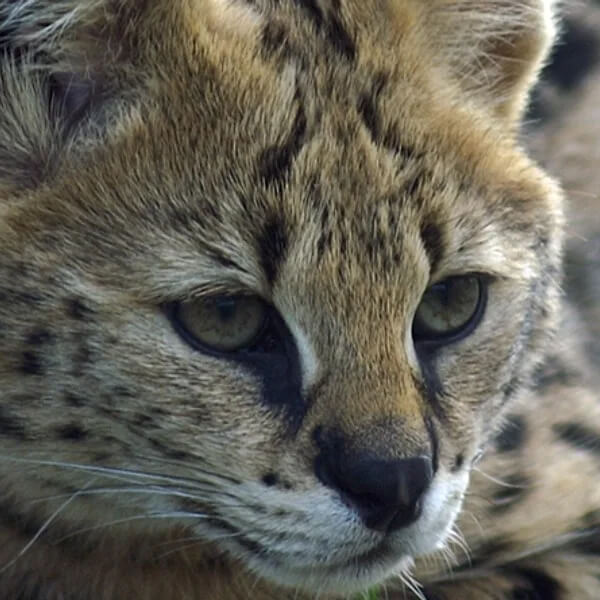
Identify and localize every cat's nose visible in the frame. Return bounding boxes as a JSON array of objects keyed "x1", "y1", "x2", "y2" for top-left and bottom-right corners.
[{"x1": 315, "y1": 450, "x2": 433, "y2": 533}]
